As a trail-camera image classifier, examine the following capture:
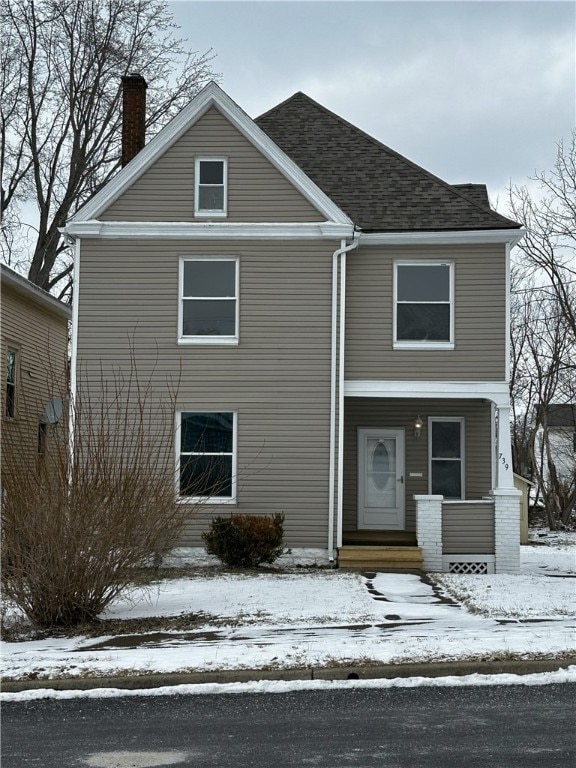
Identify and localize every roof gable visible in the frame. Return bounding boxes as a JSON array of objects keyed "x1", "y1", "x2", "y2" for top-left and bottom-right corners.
[
  {"x1": 99, "y1": 105, "x2": 325, "y2": 224},
  {"x1": 256, "y1": 92, "x2": 520, "y2": 232},
  {"x1": 69, "y1": 83, "x2": 351, "y2": 226}
]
